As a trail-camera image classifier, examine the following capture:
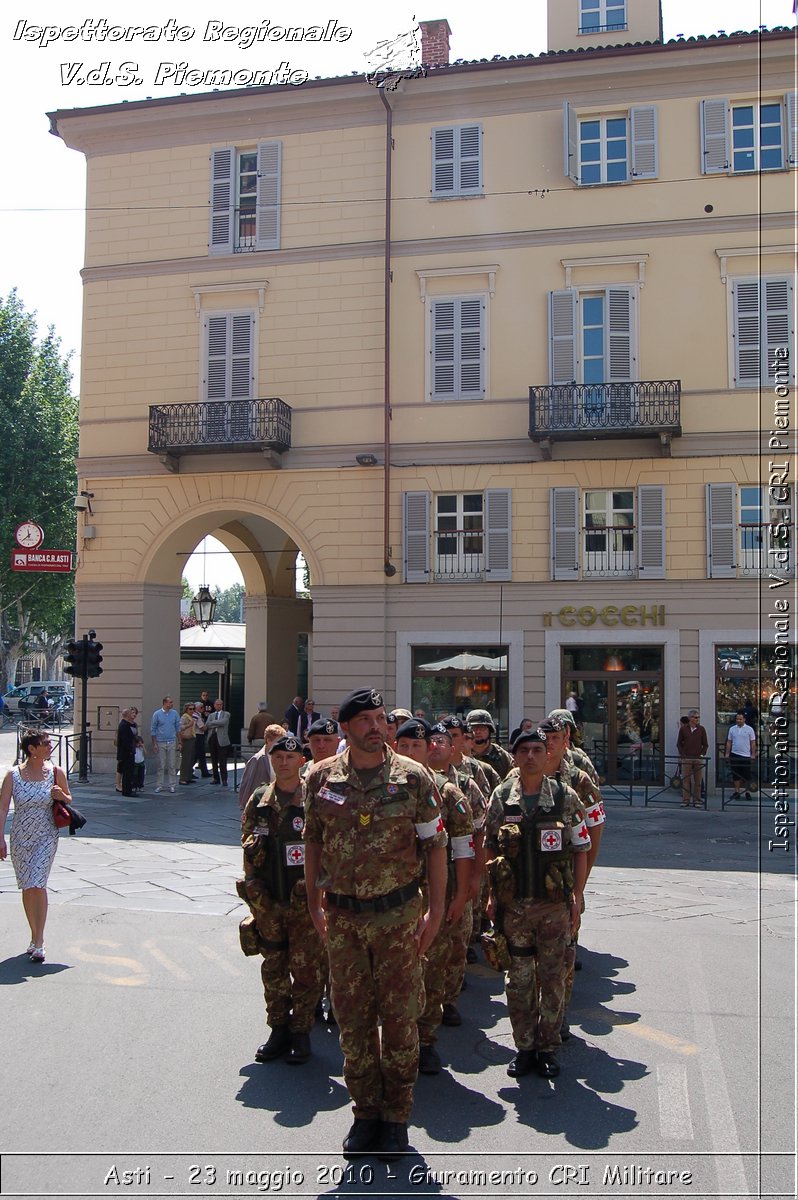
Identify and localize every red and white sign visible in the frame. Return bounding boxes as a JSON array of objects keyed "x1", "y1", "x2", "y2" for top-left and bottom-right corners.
[
  {"x1": 10, "y1": 549, "x2": 73, "y2": 573},
  {"x1": 540, "y1": 829, "x2": 563, "y2": 852}
]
